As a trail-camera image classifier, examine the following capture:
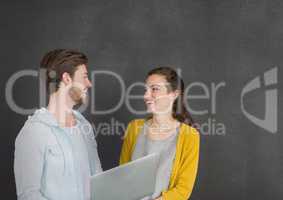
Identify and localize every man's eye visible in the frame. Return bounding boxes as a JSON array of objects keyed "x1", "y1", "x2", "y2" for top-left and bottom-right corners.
[{"x1": 152, "y1": 87, "x2": 159, "y2": 91}]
